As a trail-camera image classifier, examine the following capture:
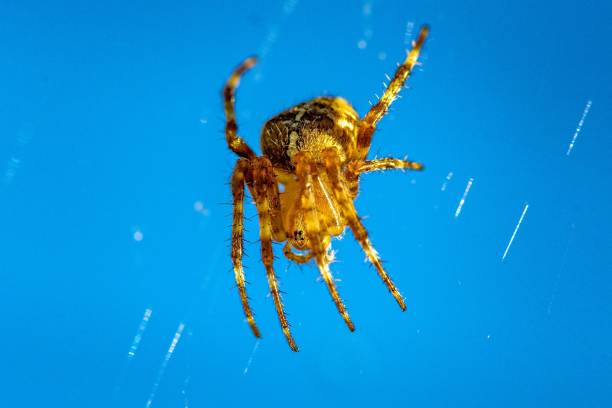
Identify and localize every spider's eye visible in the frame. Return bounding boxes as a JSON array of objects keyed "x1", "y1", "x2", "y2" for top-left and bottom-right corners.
[{"x1": 293, "y1": 230, "x2": 305, "y2": 242}]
